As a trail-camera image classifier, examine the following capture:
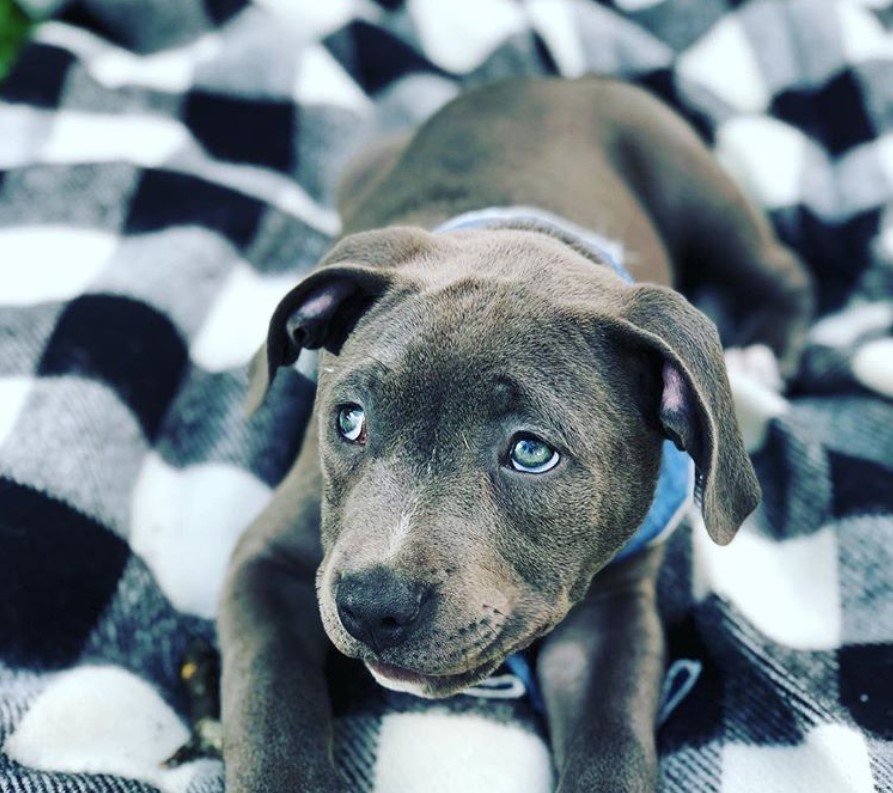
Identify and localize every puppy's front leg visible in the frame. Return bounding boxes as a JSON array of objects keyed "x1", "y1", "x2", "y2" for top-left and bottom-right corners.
[
  {"x1": 538, "y1": 547, "x2": 666, "y2": 793},
  {"x1": 218, "y1": 426, "x2": 340, "y2": 793}
]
